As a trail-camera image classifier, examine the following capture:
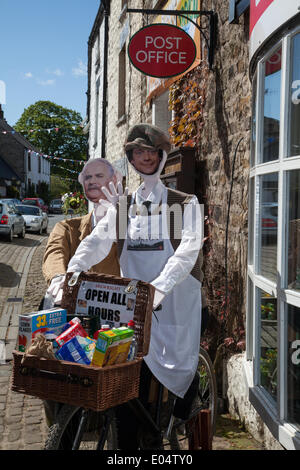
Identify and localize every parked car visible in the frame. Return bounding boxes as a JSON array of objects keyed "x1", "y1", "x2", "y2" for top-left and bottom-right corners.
[
  {"x1": 1, "y1": 198, "x2": 22, "y2": 205},
  {"x1": 16, "y1": 204, "x2": 48, "y2": 234},
  {"x1": 0, "y1": 200, "x2": 26, "y2": 241},
  {"x1": 49, "y1": 198, "x2": 63, "y2": 214},
  {"x1": 21, "y1": 198, "x2": 49, "y2": 213}
]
